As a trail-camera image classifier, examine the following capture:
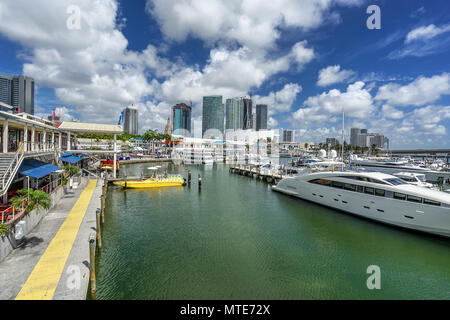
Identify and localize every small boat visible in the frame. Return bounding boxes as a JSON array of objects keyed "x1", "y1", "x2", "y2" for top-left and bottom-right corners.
[
  {"x1": 100, "y1": 160, "x2": 119, "y2": 172},
  {"x1": 113, "y1": 176, "x2": 186, "y2": 188}
]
